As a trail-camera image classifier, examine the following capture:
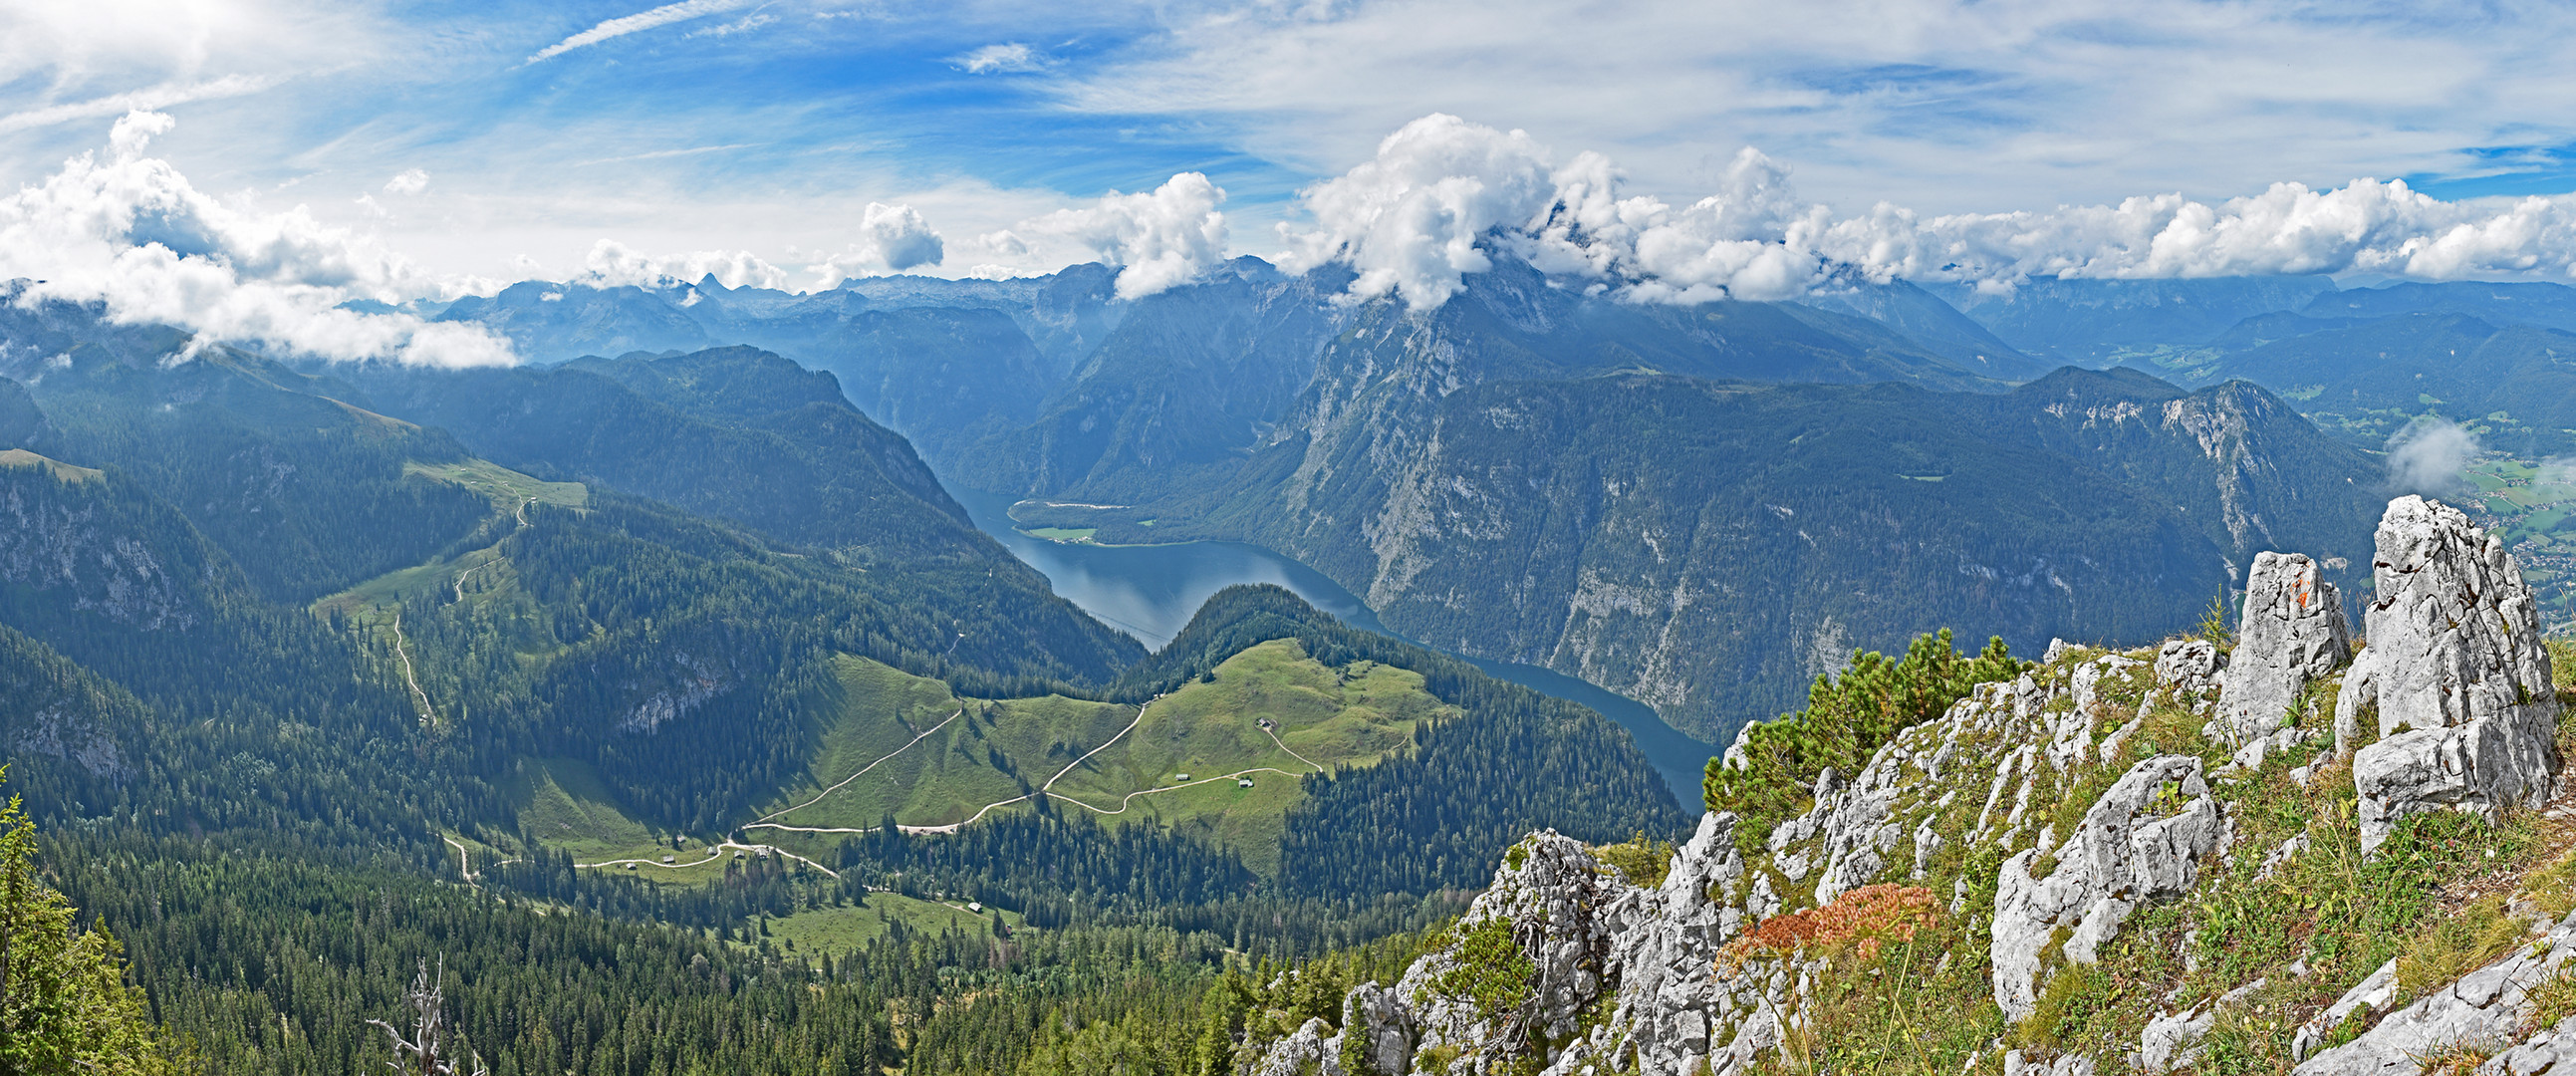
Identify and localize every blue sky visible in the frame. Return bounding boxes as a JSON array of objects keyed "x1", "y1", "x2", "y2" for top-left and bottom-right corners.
[{"x1": 5, "y1": 0, "x2": 2576, "y2": 290}]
